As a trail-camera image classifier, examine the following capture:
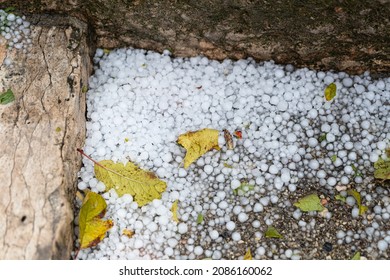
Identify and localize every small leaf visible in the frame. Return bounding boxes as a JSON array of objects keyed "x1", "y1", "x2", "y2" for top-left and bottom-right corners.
[
  {"x1": 223, "y1": 162, "x2": 233, "y2": 169},
  {"x1": 4, "y1": 7, "x2": 15, "y2": 13},
  {"x1": 103, "y1": 48, "x2": 110, "y2": 54},
  {"x1": 319, "y1": 134, "x2": 327, "y2": 142},
  {"x1": 177, "y1": 128, "x2": 220, "y2": 169},
  {"x1": 81, "y1": 85, "x2": 88, "y2": 93},
  {"x1": 233, "y1": 182, "x2": 254, "y2": 195},
  {"x1": 244, "y1": 248, "x2": 252, "y2": 260},
  {"x1": 79, "y1": 192, "x2": 113, "y2": 249},
  {"x1": 196, "y1": 213, "x2": 204, "y2": 224},
  {"x1": 351, "y1": 164, "x2": 363, "y2": 177},
  {"x1": 122, "y1": 229, "x2": 134, "y2": 238},
  {"x1": 351, "y1": 252, "x2": 361, "y2": 260},
  {"x1": 0, "y1": 89, "x2": 15, "y2": 105},
  {"x1": 124, "y1": 138, "x2": 129, "y2": 143},
  {"x1": 331, "y1": 155, "x2": 337, "y2": 162},
  {"x1": 265, "y1": 226, "x2": 283, "y2": 238},
  {"x1": 347, "y1": 189, "x2": 368, "y2": 215},
  {"x1": 55, "y1": 127, "x2": 61, "y2": 133},
  {"x1": 294, "y1": 194, "x2": 325, "y2": 212},
  {"x1": 171, "y1": 200, "x2": 179, "y2": 223},
  {"x1": 335, "y1": 194, "x2": 346, "y2": 203},
  {"x1": 324, "y1": 83, "x2": 337, "y2": 101},
  {"x1": 374, "y1": 157, "x2": 390, "y2": 180},
  {"x1": 234, "y1": 130, "x2": 243, "y2": 139}
]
